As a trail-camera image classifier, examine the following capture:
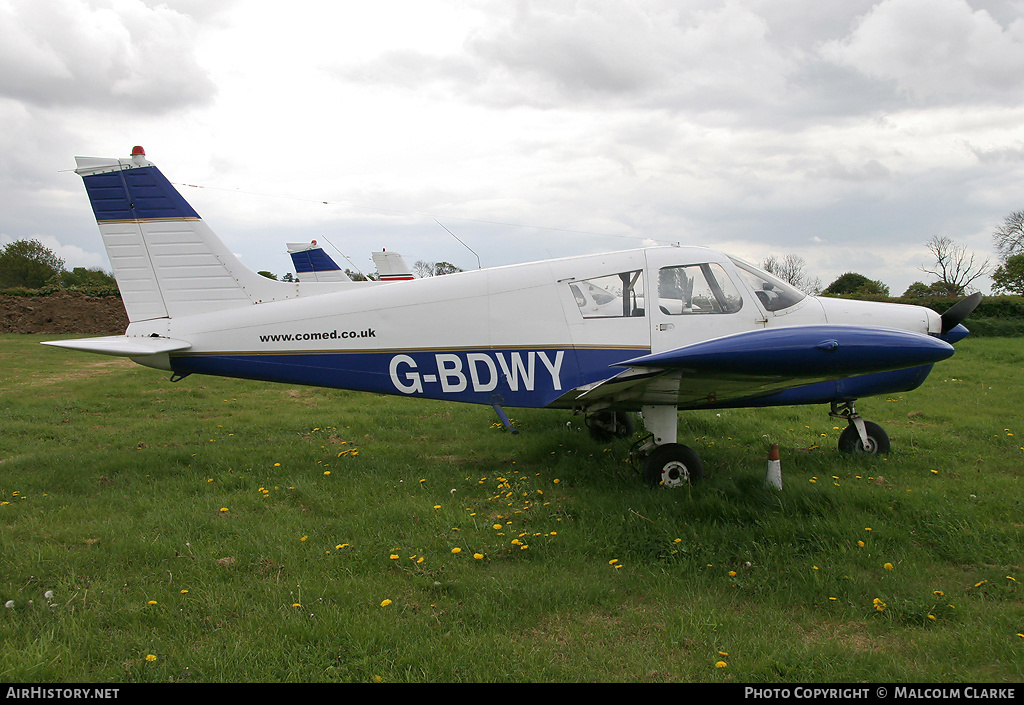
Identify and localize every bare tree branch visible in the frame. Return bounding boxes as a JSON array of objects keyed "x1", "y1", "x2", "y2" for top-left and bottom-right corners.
[
  {"x1": 993, "y1": 210, "x2": 1024, "y2": 261},
  {"x1": 920, "y1": 236, "x2": 991, "y2": 296}
]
